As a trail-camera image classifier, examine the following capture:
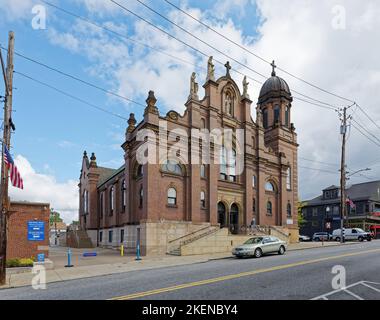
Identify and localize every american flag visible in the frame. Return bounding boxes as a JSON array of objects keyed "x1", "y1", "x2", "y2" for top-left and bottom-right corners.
[
  {"x1": 346, "y1": 198, "x2": 355, "y2": 209},
  {"x1": 3, "y1": 145, "x2": 23, "y2": 189}
]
